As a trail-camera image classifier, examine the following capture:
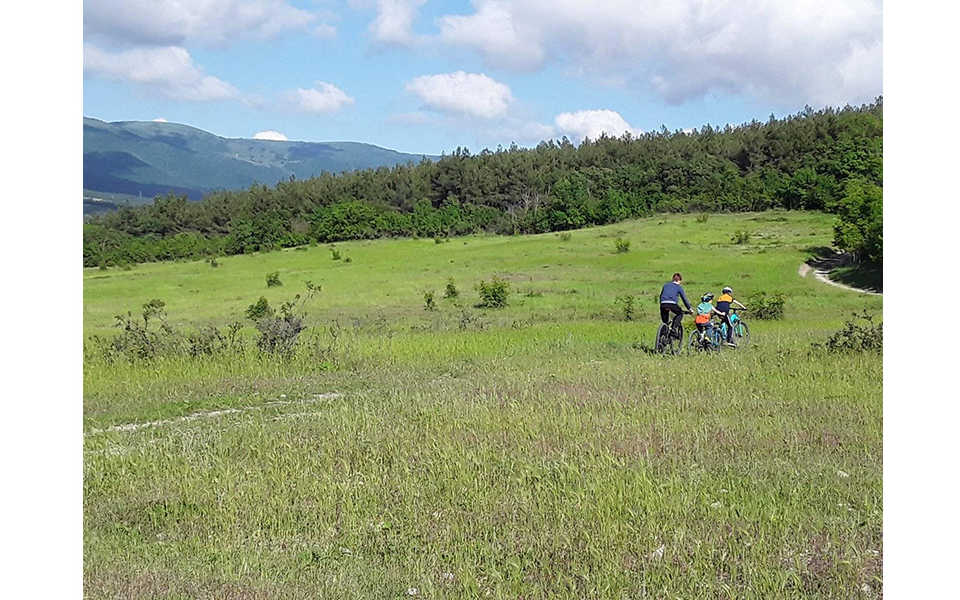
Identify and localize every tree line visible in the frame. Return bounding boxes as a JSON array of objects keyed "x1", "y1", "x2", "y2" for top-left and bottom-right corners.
[{"x1": 84, "y1": 99, "x2": 882, "y2": 268}]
